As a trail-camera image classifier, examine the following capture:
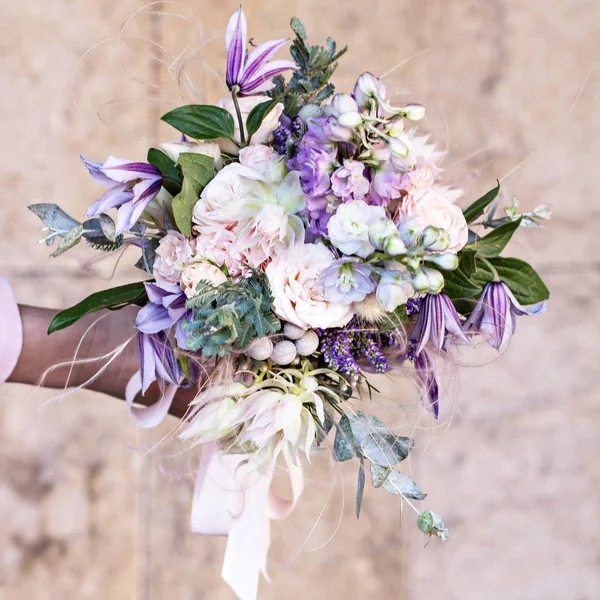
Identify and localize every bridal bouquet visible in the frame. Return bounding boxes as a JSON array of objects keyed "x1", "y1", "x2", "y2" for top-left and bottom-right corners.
[{"x1": 30, "y1": 7, "x2": 549, "y2": 599}]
